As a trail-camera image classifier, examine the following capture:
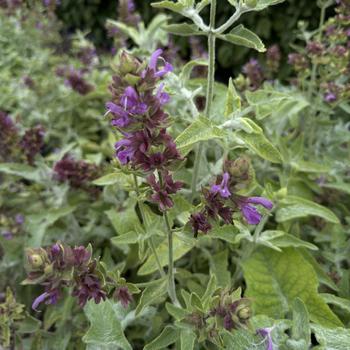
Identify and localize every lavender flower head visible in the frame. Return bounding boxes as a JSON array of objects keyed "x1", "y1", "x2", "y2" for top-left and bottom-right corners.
[
  {"x1": 237, "y1": 197, "x2": 273, "y2": 225},
  {"x1": 211, "y1": 172, "x2": 231, "y2": 198}
]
